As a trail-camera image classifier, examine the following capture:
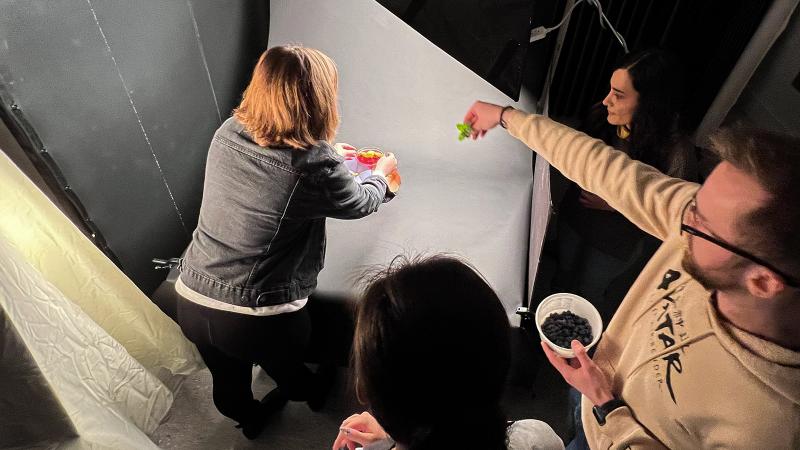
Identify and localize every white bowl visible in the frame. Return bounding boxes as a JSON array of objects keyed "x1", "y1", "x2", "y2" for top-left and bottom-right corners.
[{"x1": 535, "y1": 293, "x2": 603, "y2": 358}]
